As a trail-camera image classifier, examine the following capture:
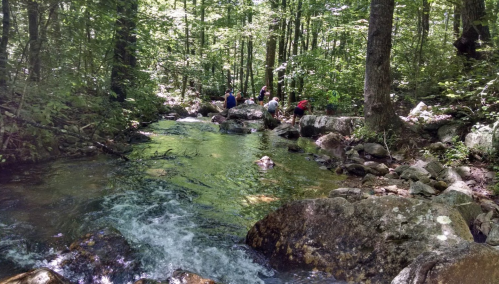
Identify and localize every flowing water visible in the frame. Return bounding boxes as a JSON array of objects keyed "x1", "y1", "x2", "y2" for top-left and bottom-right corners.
[{"x1": 0, "y1": 118, "x2": 346, "y2": 283}]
